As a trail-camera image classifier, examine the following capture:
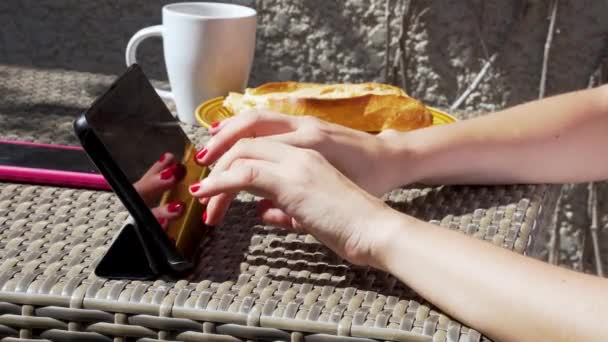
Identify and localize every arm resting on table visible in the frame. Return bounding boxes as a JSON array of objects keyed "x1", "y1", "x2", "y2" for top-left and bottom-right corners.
[
  {"x1": 374, "y1": 211, "x2": 608, "y2": 342},
  {"x1": 385, "y1": 84, "x2": 608, "y2": 185}
]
